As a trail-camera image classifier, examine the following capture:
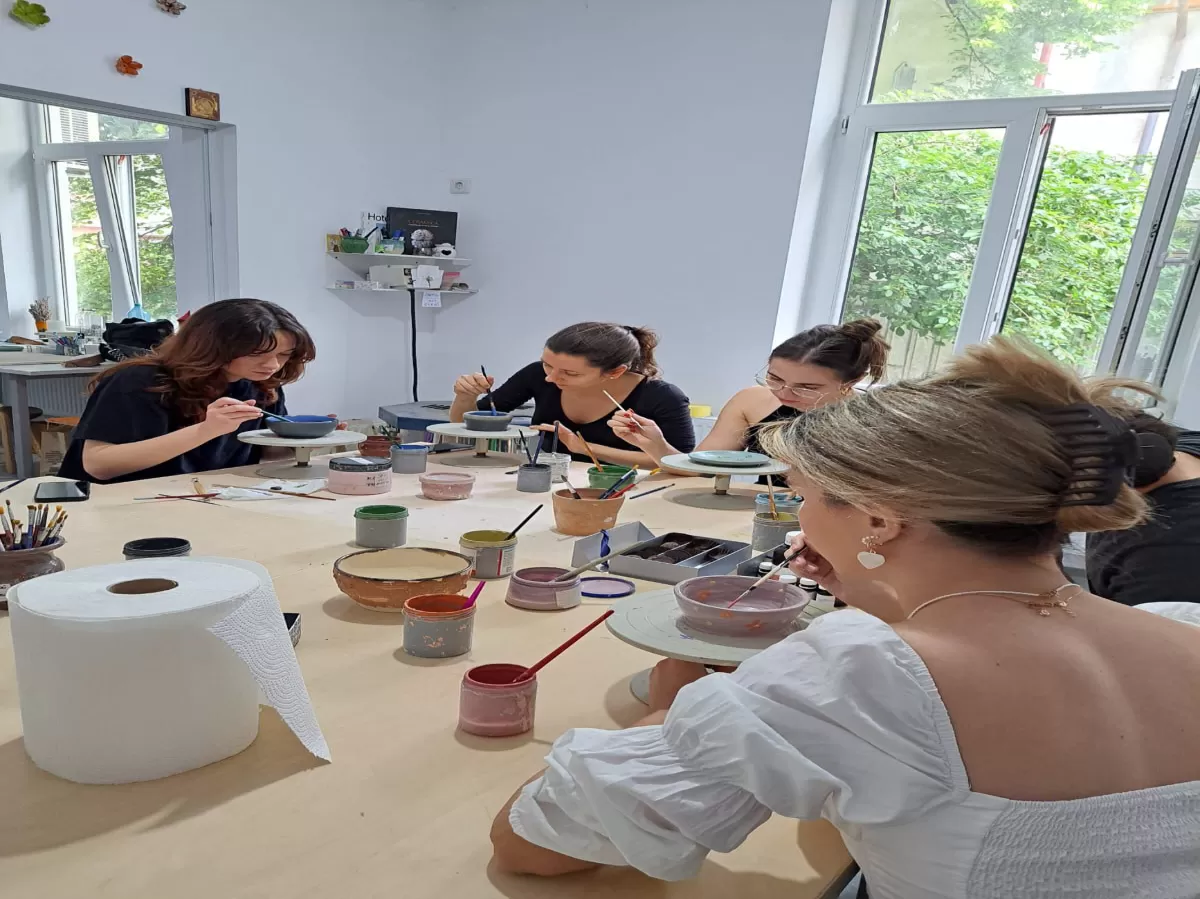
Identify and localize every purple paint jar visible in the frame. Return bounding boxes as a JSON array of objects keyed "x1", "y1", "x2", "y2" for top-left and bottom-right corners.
[
  {"x1": 458, "y1": 663, "x2": 536, "y2": 737},
  {"x1": 504, "y1": 566, "x2": 582, "y2": 611}
]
